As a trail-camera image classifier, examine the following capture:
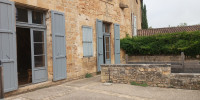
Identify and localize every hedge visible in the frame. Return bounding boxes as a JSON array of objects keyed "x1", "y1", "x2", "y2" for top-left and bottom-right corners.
[{"x1": 120, "y1": 31, "x2": 200, "y2": 57}]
